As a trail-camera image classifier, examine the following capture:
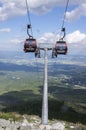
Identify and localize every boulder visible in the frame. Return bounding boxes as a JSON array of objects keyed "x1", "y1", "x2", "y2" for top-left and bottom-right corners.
[{"x1": 51, "y1": 122, "x2": 65, "y2": 130}]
